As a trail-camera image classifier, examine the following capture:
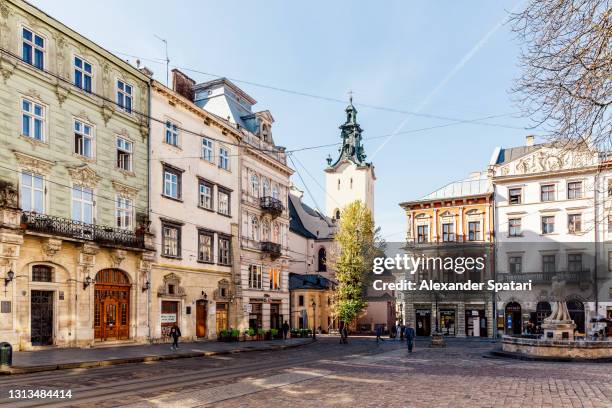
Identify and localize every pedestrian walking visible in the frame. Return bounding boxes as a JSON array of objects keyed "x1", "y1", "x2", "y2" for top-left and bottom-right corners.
[
  {"x1": 405, "y1": 323, "x2": 415, "y2": 353},
  {"x1": 169, "y1": 323, "x2": 181, "y2": 351},
  {"x1": 341, "y1": 323, "x2": 349, "y2": 344},
  {"x1": 376, "y1": 326, "x2": 384, "y2": 344},
  {"x1": 282, "y1": 320, "x2": 290, "y2": 340}
]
